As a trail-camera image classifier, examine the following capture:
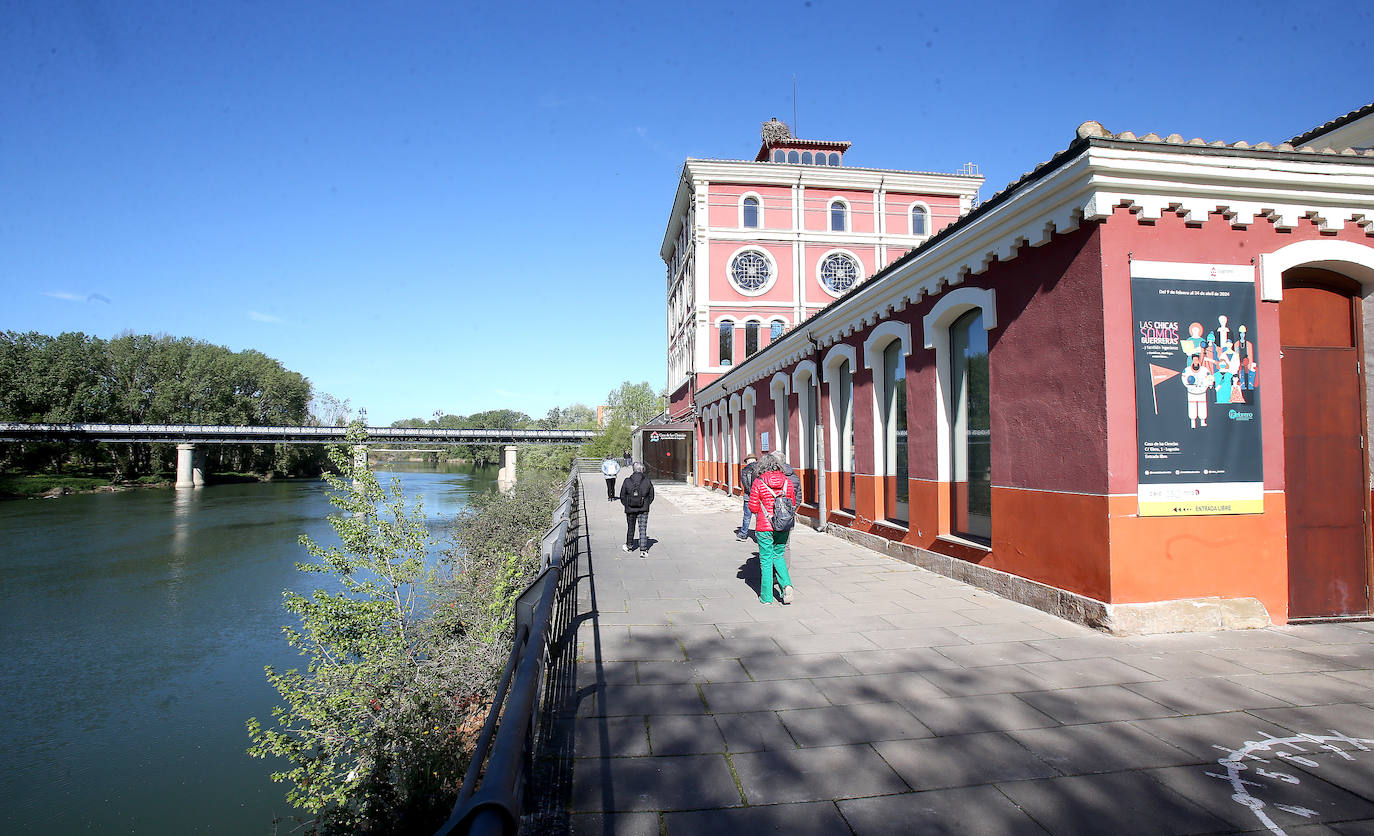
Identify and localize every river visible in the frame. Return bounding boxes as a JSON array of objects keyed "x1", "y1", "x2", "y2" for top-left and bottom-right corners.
[{"x1": 0, "y1": 462, "x2": 499, "y2": 834}]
